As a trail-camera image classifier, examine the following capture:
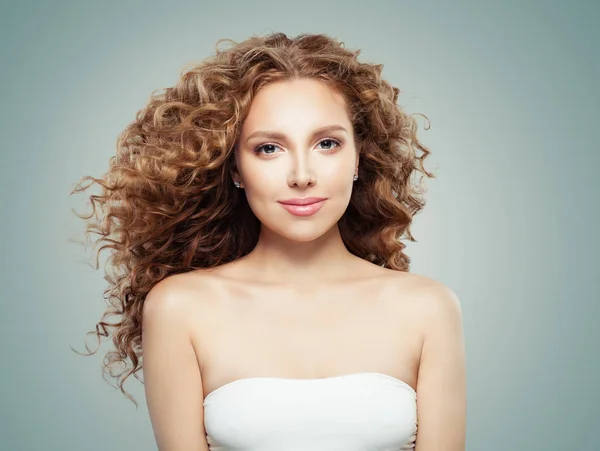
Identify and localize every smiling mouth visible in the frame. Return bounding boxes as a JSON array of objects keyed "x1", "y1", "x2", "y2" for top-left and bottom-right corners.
[
  {"x1": 278, "y1": 197, "x2": 327, "y2": 206},
  {"x1": 277, "y1": 199, "x2": 327, "y2": 216}
]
